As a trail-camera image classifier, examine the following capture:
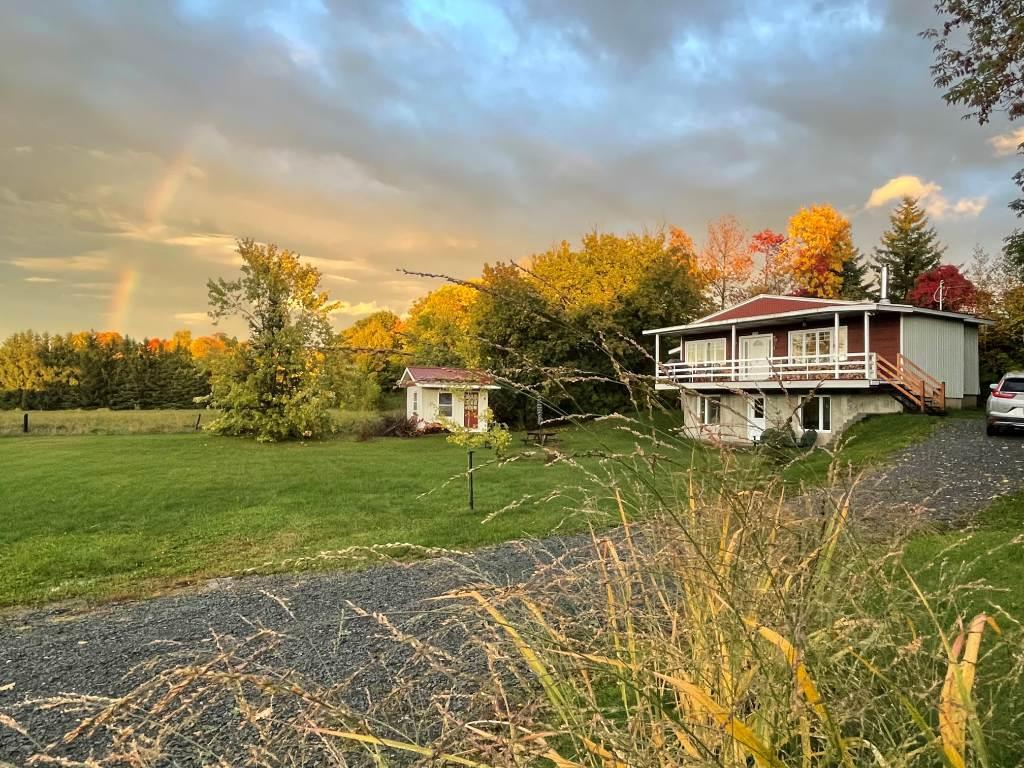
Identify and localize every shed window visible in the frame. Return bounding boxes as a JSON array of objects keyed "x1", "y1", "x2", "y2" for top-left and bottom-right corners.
[
  {"x1": 685, "y1": 338, "x2": 727, "y2": 364},
  {"x1": 412, "y1": 390, "x2": 418, "y2": 415},
  {"x1": 800, "y1": 395, "x2": 831, "y2": 432},
  {"x1": 790, "y1": 328, "x2": 847, "y2": 361},
  {"x1": 438, "y1": 391, "x2": 453, "y2": 418}
]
